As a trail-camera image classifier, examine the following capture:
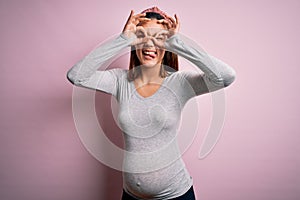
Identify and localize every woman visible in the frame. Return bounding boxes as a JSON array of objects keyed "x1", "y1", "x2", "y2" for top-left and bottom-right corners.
[{"x1": 67, "y1": 6, "x2": 236, "y2": 200}]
